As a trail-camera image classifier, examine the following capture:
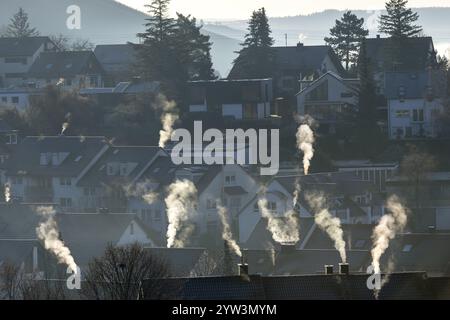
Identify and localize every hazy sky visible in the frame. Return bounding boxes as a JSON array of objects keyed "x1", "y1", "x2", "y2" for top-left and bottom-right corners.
[{"x1": 116, "y1": 0, "x2": 450, "y2": 19}]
